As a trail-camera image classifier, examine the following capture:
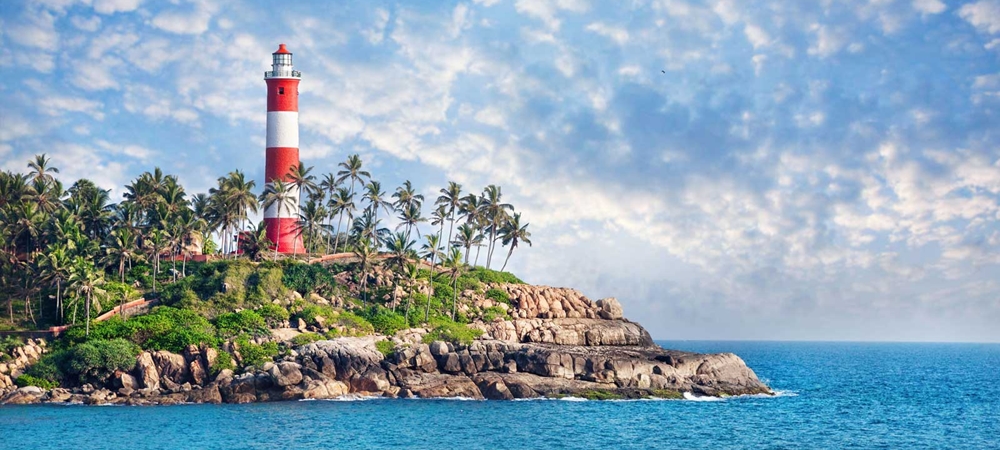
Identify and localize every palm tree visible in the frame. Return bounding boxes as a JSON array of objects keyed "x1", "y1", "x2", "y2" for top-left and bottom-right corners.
[
  {"x1": 429, "y1": 204, "x2": 448, "y2": 267},
  {"x1": 296, "y1": 198, "x2": 330, "y2": 254},
  {"x1": 319, "y1": 173, "x2": 339, "y2": 253},
  {"x1": 27, "y1": 154, "x2": 59, "y2": 185},
  {"x1": 104, "y1": 227, "x2": 140, "y2": 282},
  {"x1": 393, "y1": 180, "x2": 424, "y2": 210},
  {"x1": 39, "y1": 245, "x2": 71, "y2": 324},
  {"x1": 441, "y1": 247, "x2": 465, "y2": 320},
  {"x1": 328, "y1": 187, "x2": 355, "y2": 254},
  {"x1": 481, "y1": 185, "x2": 513, "y2": 269},
  {"x1": 385, "y1": 231, "x2": 416, "y2": 311},
  {"x1": 396, "y1": 203, "x2": 425, "y2": 241},
  {"x1": 174, "y1": 210, "x2": 206, "y2": 277},
  {"x1": 437, "y1": 181, "x2": 462, "y2": 259},
  {"x1": 143, "y1": 229, "x2": 170, "y2": 292},
  {"x1": 362, "y1": 180, "x2": 393, "y2": 238},
  {"x1": 288, "y1": 164, "x2": 317, "y2": 255},
  {"x1": 68, "y1": 258, "x2": 106, "y2": 337},
  {"x1": 453, "y1": 223, "x2": 481, "y2": 265},
  {"x1": 259, "y1": 180, "x2": 297, "y2": 261},
  {"x1": 420, "y1": 234, "x2": 444, "y2": 267},
  {"x1": 403, "y1": 263, "x2": 419, "y2": 319},
  {"x1": 498, "y1": 213, "x2": 532, "y2": 272},
  {"x1": 238, "y1": 221, "x2": 273, "y2": 262},
  {"x1": 335, "y1": 155, "x2": 370, "y2": 249},
  {"x1": 353, "y1": 237, "x2": 378, "y2": 307}
]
